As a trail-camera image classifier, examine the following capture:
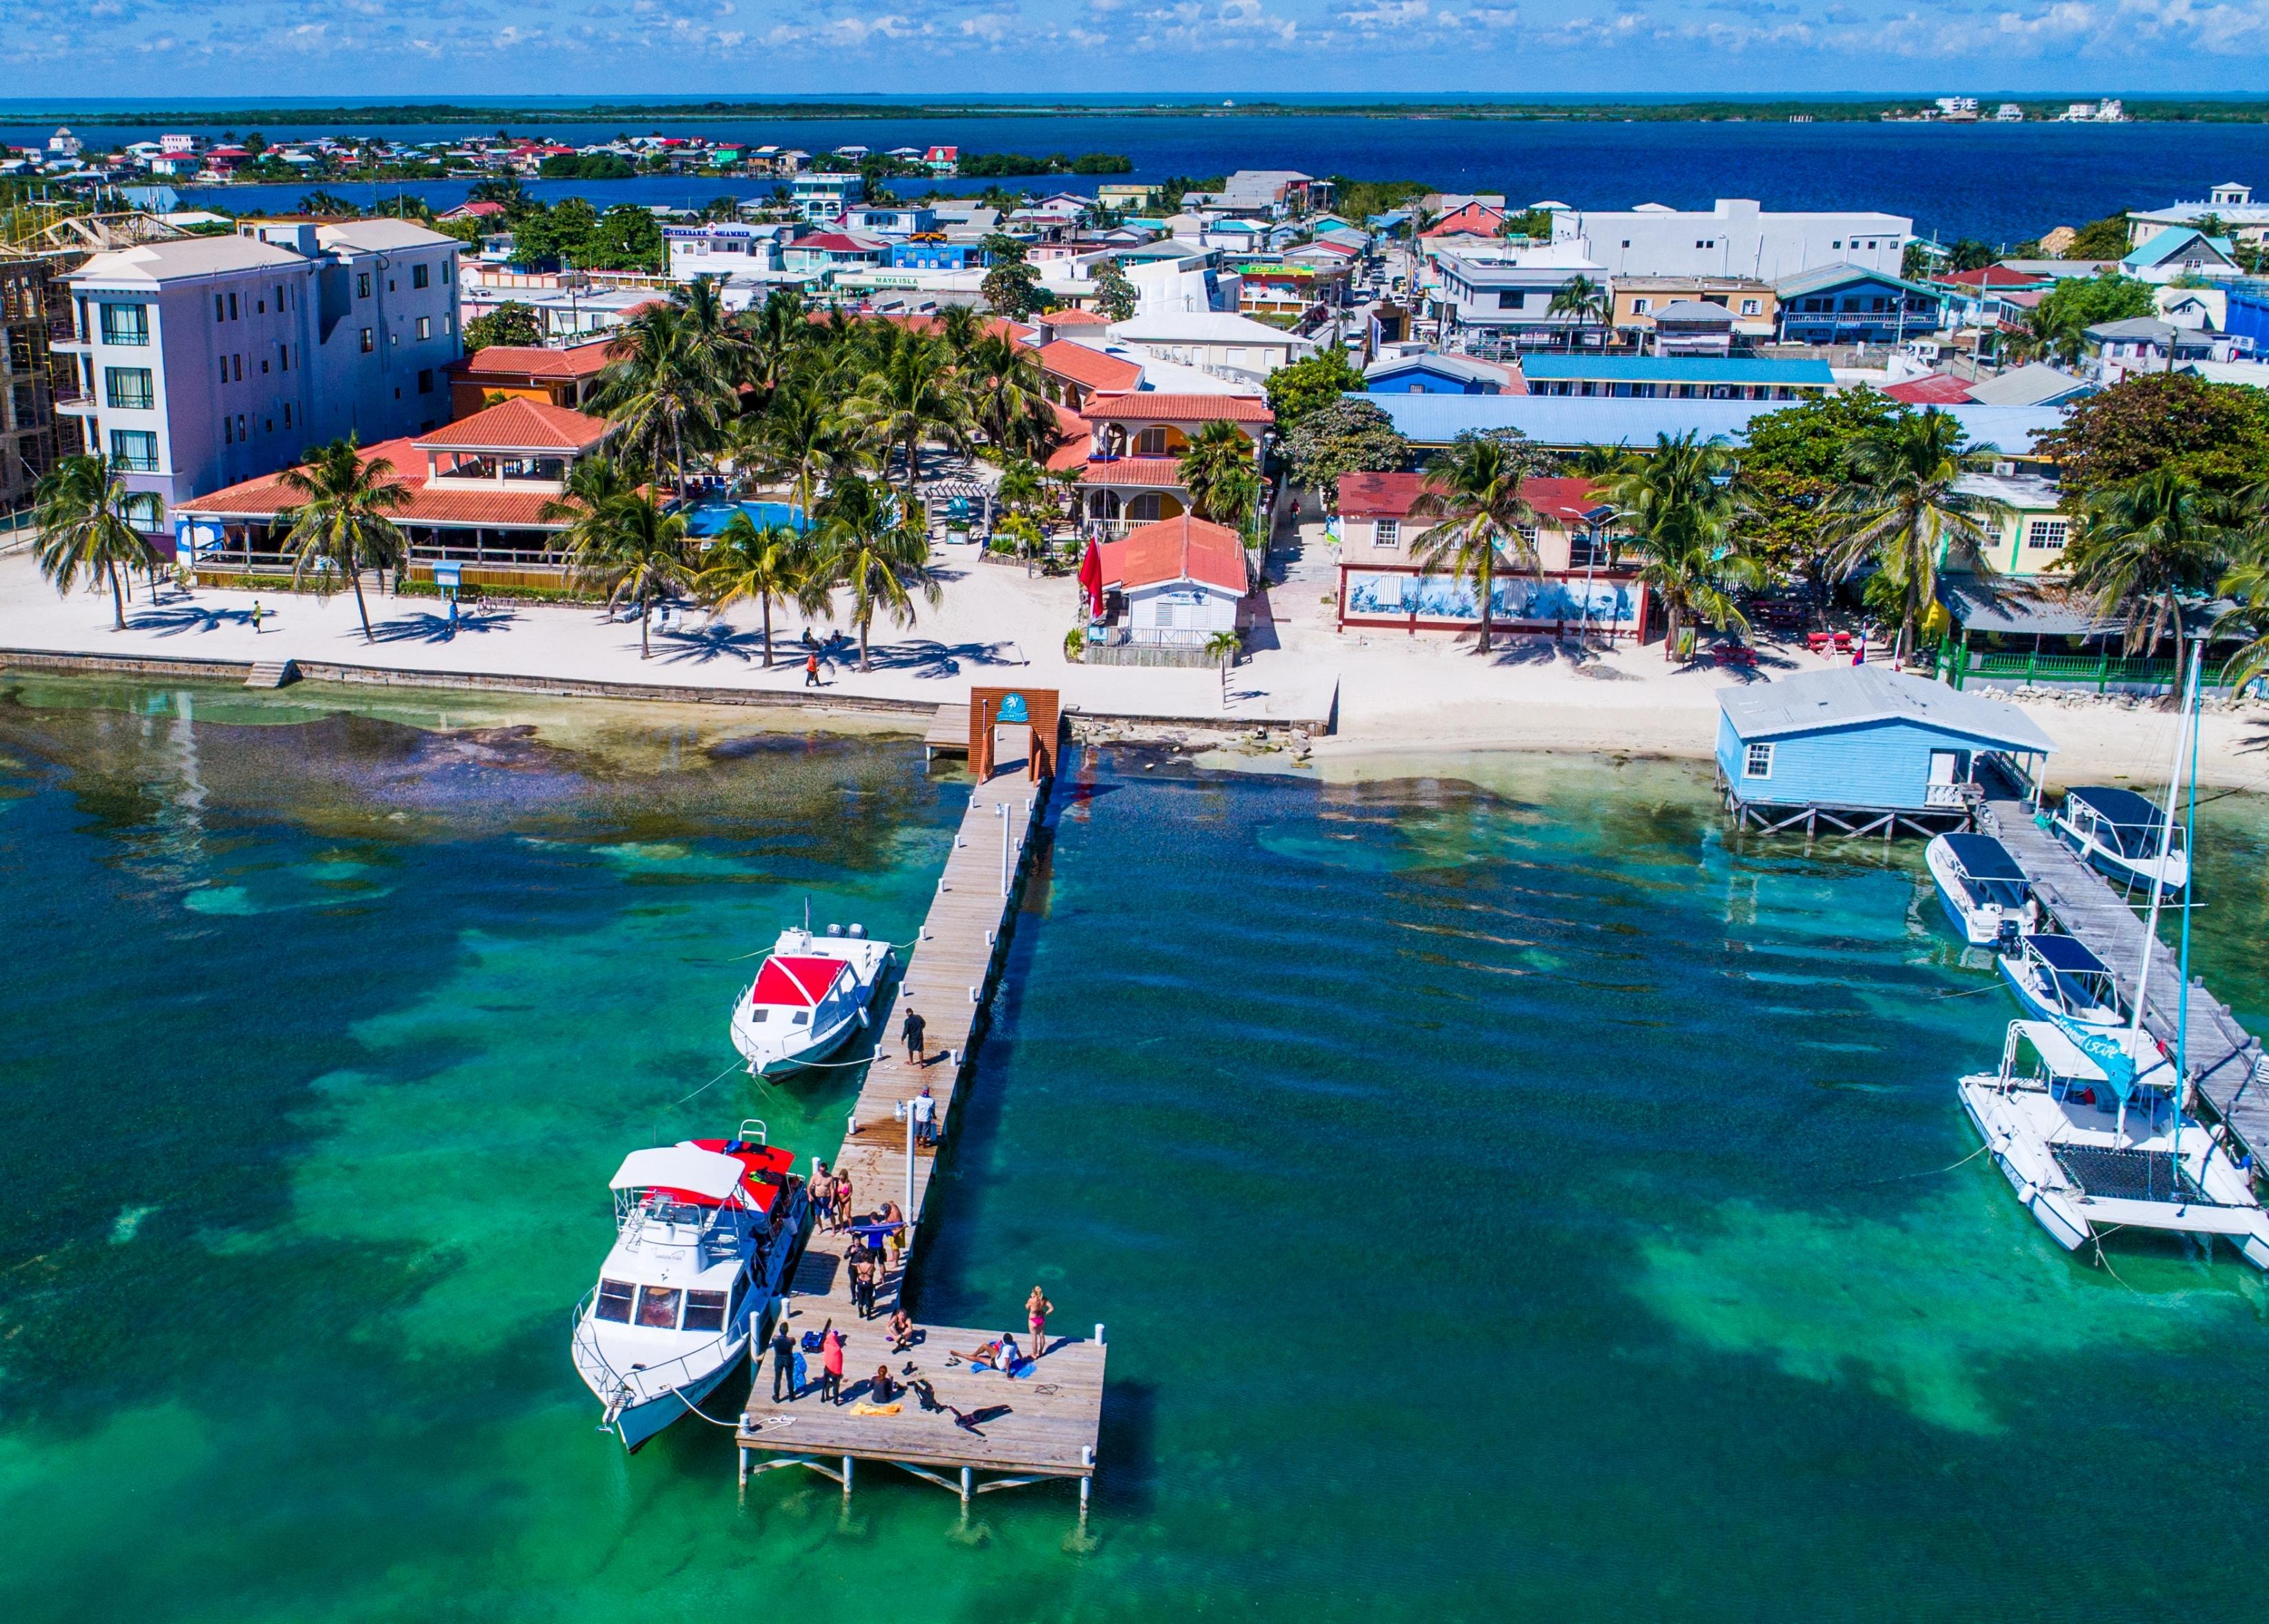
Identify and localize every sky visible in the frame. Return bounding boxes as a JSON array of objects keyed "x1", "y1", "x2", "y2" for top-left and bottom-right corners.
[{"x1": 3, "y1": 0, "x2": 2268, "y2": 97}]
